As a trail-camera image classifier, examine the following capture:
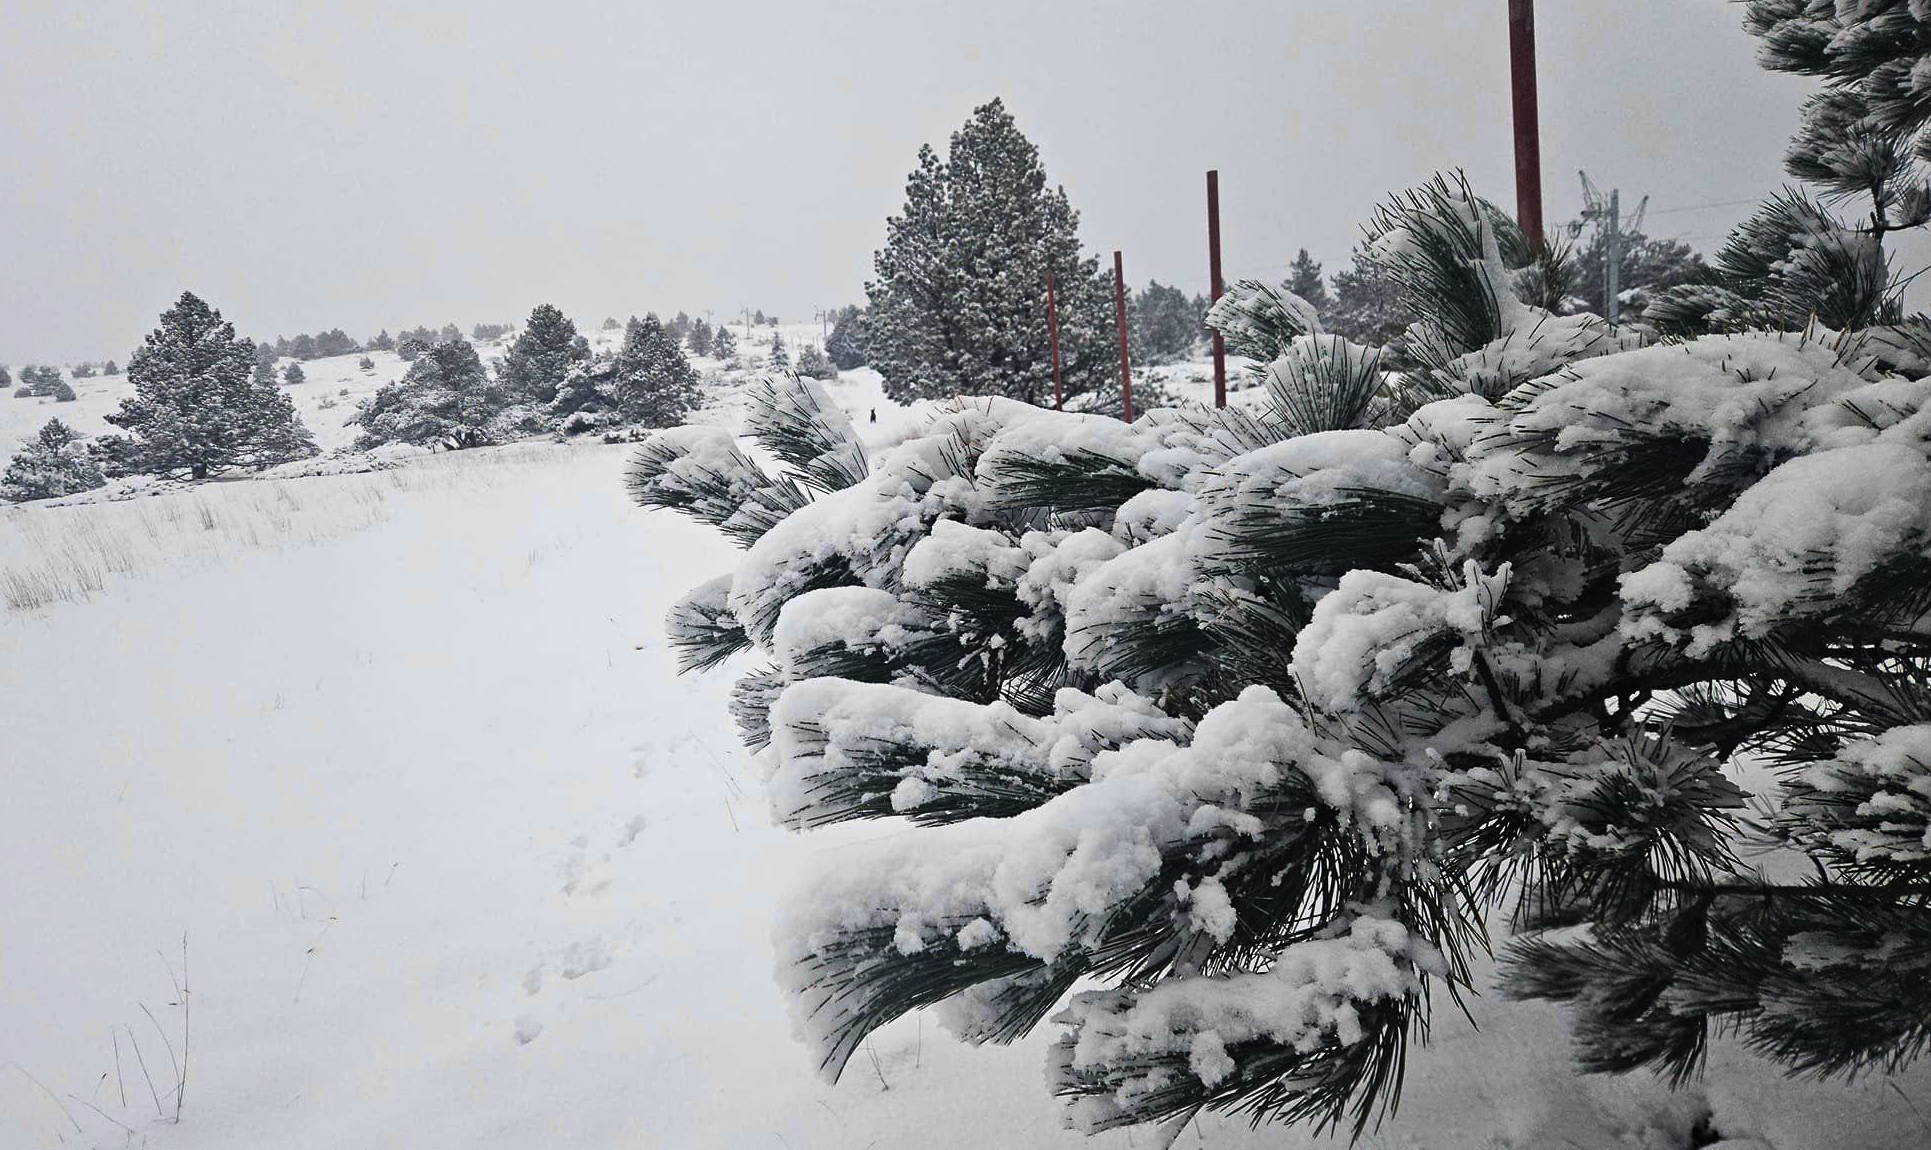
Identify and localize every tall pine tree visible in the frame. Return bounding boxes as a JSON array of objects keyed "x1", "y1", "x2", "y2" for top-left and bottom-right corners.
[
  {"x1": 1287, "y1": 248, "x2": 1331, "y2": 315},
  {"x1": 97, "y1": 292, "x2": 315, "y2": 479},
  {"x1": 499, "y1": 304, "x2": 590, "y2": 405},
  {"x1": 864, "y1": 99, "x2": 1113, "y2": 406}
]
